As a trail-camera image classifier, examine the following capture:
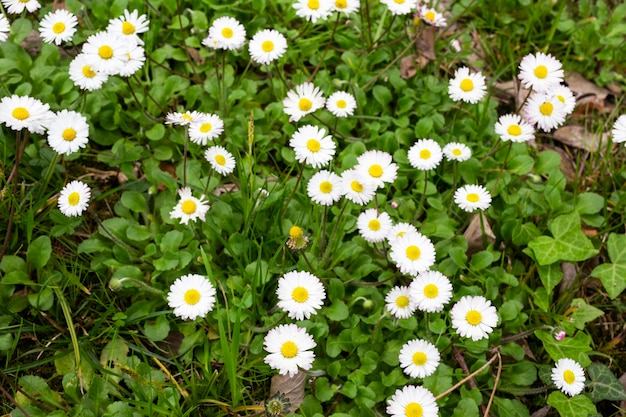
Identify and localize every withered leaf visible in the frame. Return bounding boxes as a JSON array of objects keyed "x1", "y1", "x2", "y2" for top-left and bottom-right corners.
[
  {"x1": 552, "y1": 125, "x2": 608, "y2": 152},
  {"x1": 267, "y1": 372, "x2": 306, "y2": 413},
  {"x1": 463, "y1": 213, "x2": 495, "y2": 256}
]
